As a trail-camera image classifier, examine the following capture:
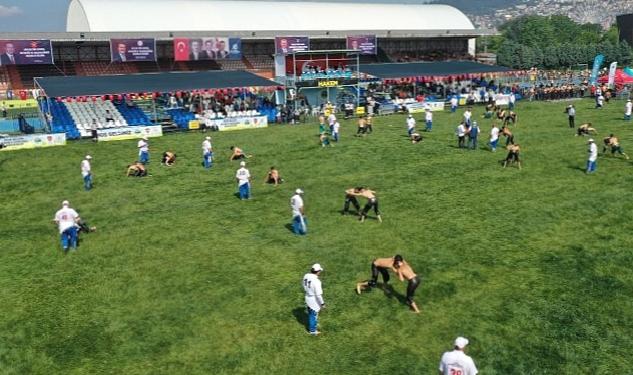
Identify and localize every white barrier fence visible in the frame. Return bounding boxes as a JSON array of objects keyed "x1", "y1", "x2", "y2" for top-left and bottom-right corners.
[
  {"x1": 97, "y1": 125, "x2": 163, "y2": 142},
  {"x1": 406, "y1": 101, "x2": 445, "y2": 114},
  {"x1": 0, "y1": 133, "x2": 66, "y2": 151}
]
